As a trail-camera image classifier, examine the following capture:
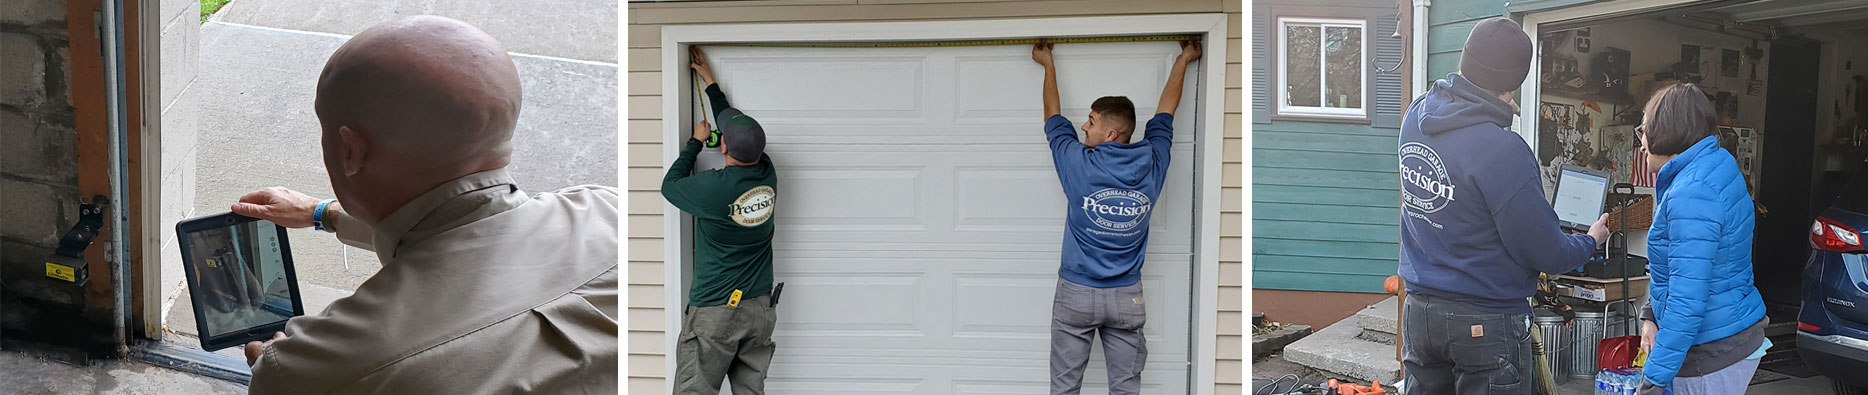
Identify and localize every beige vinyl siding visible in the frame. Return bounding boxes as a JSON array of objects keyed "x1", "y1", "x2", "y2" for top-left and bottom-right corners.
[
  {"x1": 625, "y1": 1, "x2": 1243, "y2": 393},
  {"x1": 1219, "y1": 1, "x2": 1242, "y2": 392}
]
